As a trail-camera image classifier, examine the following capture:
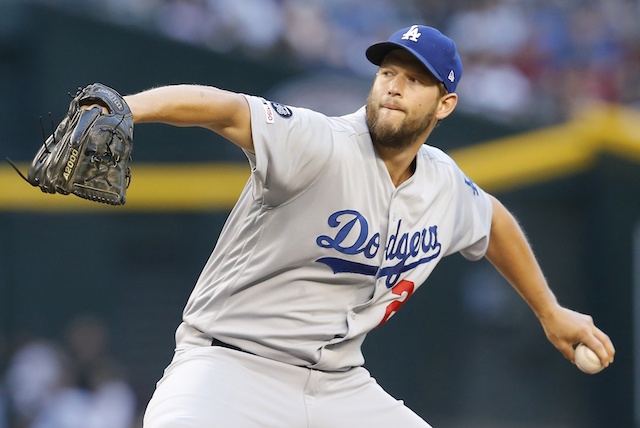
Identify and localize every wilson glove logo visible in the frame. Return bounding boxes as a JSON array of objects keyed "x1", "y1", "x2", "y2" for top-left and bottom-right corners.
[
  {"x1": 63, "y1": 148, "x2": 80, "y2": 181},
  {"x1": 315, "y1": 209, "x2": 441, "y2": 288}
]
